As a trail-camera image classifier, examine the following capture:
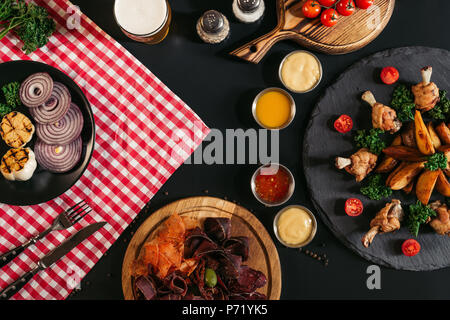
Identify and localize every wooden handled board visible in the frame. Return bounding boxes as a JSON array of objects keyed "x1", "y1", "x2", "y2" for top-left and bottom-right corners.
[
  {"x1": 230, "y1": 0, "x2": 395, "y2": 63},
  {"x1": 122, "y1": 196, "x2": 282, "y2": 300}
]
